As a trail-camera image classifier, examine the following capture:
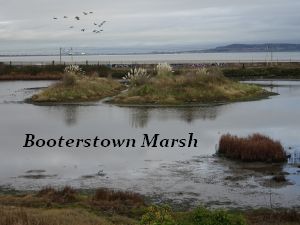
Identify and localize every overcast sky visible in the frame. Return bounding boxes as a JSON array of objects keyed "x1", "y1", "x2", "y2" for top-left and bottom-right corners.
[{"x1": 0, "y1": 0, "x2": 300, "y2": 52}]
